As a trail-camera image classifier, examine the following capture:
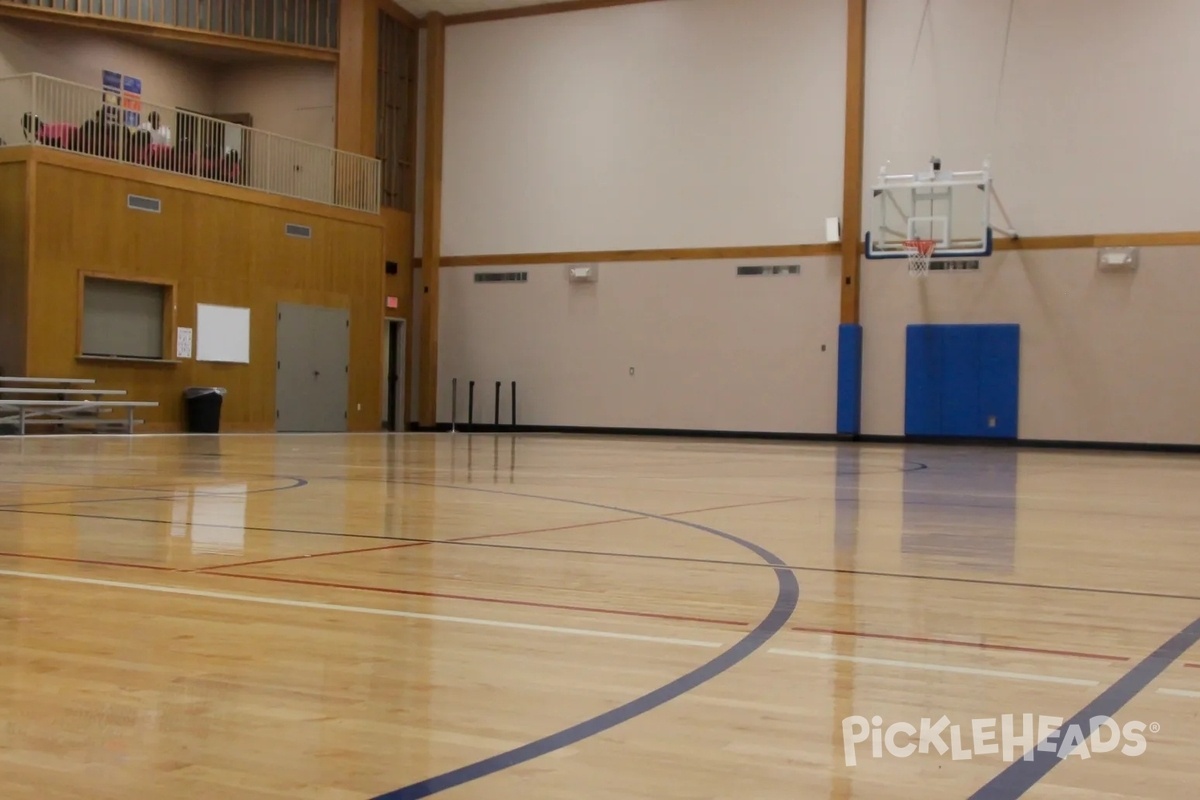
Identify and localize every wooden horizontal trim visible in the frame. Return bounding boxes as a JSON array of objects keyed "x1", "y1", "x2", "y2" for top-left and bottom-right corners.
[
  {"x1": 993, "y1": 232, "x2": 1200, "y2": 251},
  {"x1": 8, "y1": 147, "x2": 382, "y2": 228},
  {"x1": 0, "y1": 4, "x2": 338, "y2": 62},
  {"x1": 441, "y1": 243, "x2": 840, "y2": 267},
  {"x1": 76, "y1": 355, "x2": 181, "y2": 365},
  {"x1": 439, "y1": 231, "x2": 1200, "y2": 268},
  {"x1": 445, "y1": 0, "x2": 666, "y2": 26}
]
